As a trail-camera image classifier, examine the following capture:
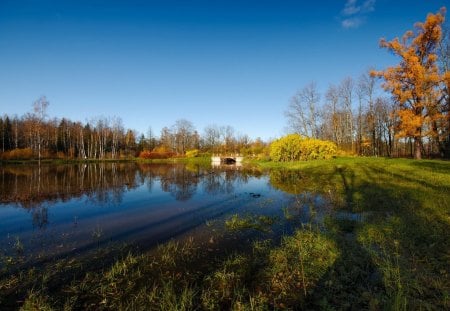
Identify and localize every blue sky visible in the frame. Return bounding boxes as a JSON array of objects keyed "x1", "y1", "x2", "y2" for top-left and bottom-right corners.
[{"x1": 0, "y1": 0, "x2": 447, "y2": 140}]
